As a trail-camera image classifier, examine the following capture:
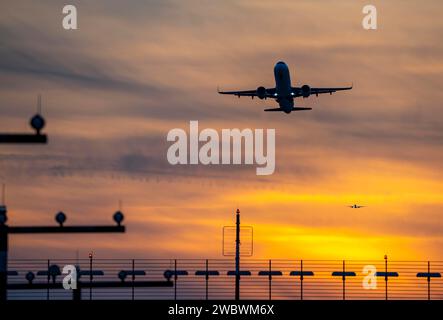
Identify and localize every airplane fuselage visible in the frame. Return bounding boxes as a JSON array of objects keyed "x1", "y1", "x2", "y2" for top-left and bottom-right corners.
[{"x1": 274, "y1": 61, "x2": 294, "y2": 113}]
